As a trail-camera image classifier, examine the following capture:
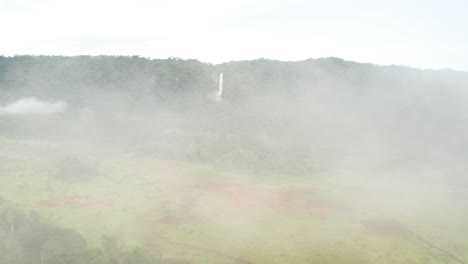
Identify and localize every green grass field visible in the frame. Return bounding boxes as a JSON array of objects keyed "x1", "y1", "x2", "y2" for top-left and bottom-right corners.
[{"x1": 1, "y1": 137, "x2": 467, "y2": 264}]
